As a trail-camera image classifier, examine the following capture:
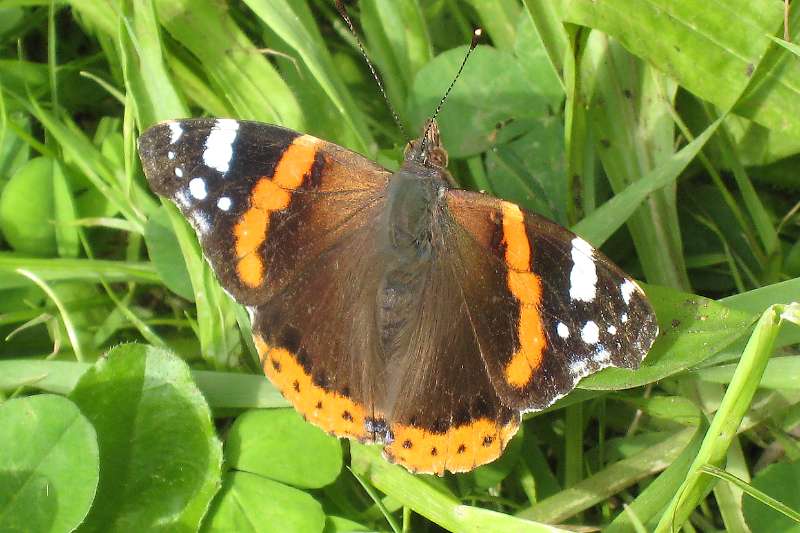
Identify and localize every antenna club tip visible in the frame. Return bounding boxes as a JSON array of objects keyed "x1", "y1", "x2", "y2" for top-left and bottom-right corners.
[{"x1": 471, "y1": 28, "x2": 483, "y2": 47}]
